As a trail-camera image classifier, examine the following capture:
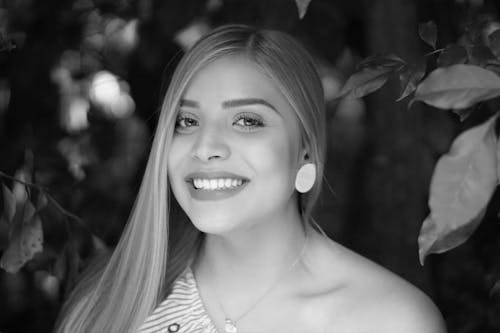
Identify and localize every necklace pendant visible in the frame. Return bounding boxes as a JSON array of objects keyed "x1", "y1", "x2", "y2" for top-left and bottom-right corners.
[{"x1": 224, "y1": 319, "x2": 237, "y2": 333}]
